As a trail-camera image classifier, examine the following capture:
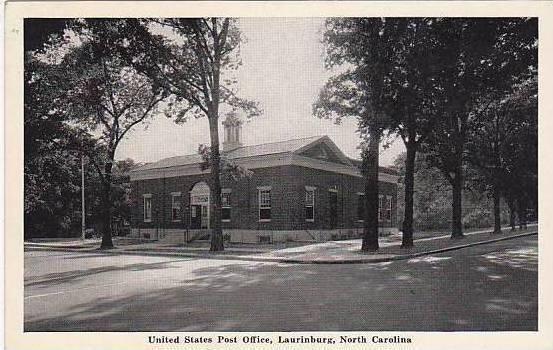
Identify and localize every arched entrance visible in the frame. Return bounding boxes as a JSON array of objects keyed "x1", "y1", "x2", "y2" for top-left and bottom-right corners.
[{"x1": 190, "y1": 182, "x2": 210, "y2": 229}]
